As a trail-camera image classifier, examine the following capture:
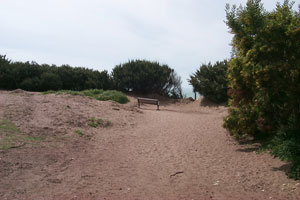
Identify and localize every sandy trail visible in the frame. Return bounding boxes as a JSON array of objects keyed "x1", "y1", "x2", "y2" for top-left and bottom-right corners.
[{"x1": 0, "y1": 91, "x2": 299, "y2": 200}]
